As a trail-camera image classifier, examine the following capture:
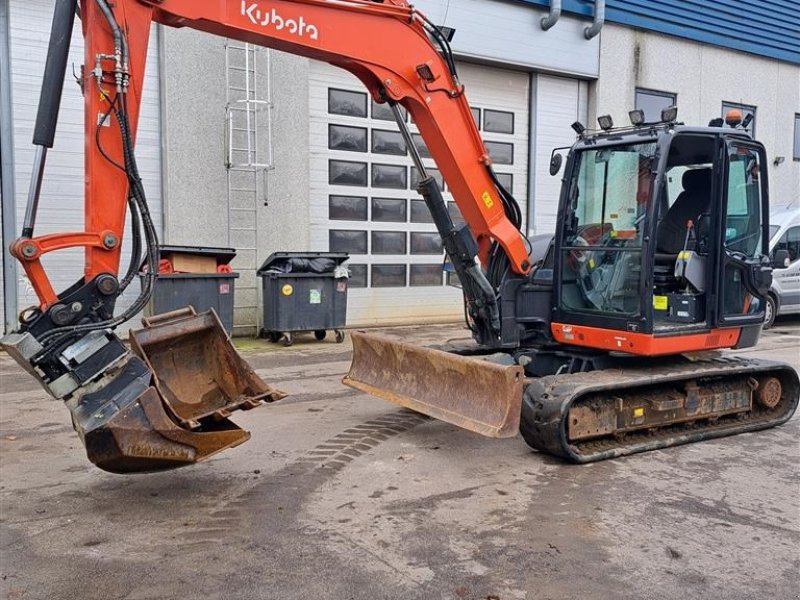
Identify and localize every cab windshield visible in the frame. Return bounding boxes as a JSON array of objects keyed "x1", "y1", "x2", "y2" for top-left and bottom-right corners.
[
  {"x1": 560, "y1": 142, "x2": 657, "y2": 316},
  {"x1": 566, "y1": 142, "x2": 657, "y2": 247}
]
